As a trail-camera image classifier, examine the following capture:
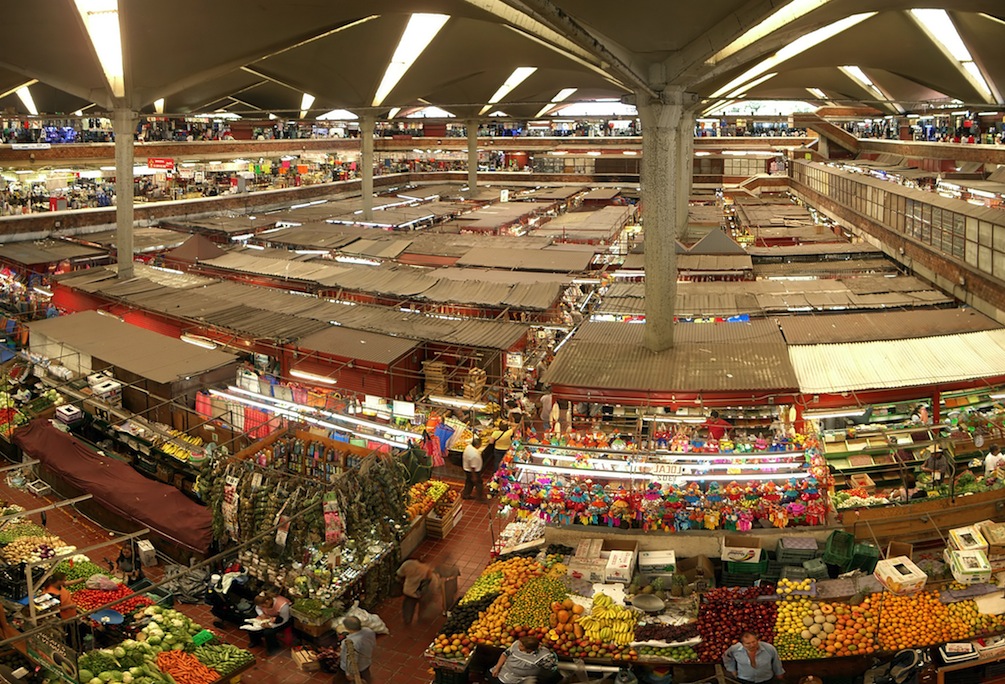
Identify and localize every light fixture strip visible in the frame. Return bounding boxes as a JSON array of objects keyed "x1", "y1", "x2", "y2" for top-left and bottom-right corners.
[
  {"x1": 299, "y1": 93, "x2": 316, "y2": 120},
  {"x1": 726, "y1": 72, "x2": 776, "y2": 98},
  {"x1": 15, "y1": 86, "x2": 38, "y2": 116},
  {"x1": 708, "y1": 0, "x2": 833, "y2": 65},
  {"x1": 909, "y1": 8, "x2": 998, "y2": 104},
  {"x1": 480, "y1": 66, "x2": 537, "y2": 115},
  {"x1": 534, "y1": 87, "x2": 578, "y2": 117},
  {"x1": 372, "y1": 14, "x2": 450, "y2": 107},
  {"x1": 711, "y1": 12, "x2": 875, "y2": 98},
  {"x1": 74, "y1": 0, "x2": 125, "y2": 98}
]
